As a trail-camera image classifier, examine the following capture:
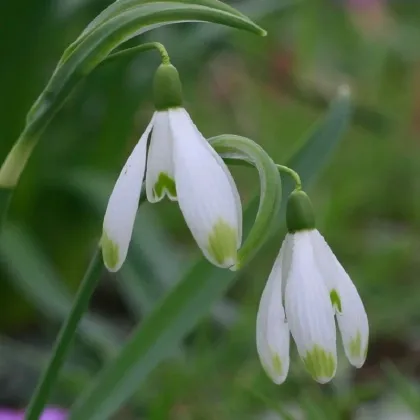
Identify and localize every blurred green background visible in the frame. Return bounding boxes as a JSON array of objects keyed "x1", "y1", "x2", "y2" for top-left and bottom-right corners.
[{"x1": 0, "y1": 0, "x2": 419, "y2": 418}]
